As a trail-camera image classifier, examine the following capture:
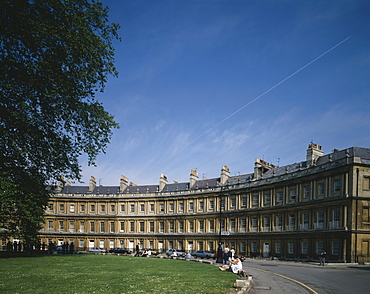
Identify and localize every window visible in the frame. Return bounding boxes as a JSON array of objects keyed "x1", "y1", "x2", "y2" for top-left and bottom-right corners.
[
  {"x1": 275, "y1": 215, "x2": 282, "y2": 230},
  {"x1": 100, "y1": 204, "x2": 105, "y2": 212},
  {"x1": 80, "y1": 221, "x2": 85, "y2": 232},
  {"x1": 288, "y1": 242, "x2": 294, "y2": 254},
  {"x1": 316, "y1": 241, "x2": 323, "y2": 254},
  {"x1": 159, "y1": 221, "x2": 164, "y2": 233},
  {"x1": 277, "y1": 191, "x2": 283, "y2": 202},
  {"x1": 240, "y1": 242, "x2": 246, "y2": 253},
  {"x1": 209, "y1": 241, "x2": 214, "y2": 252},
  {"x1": 252, "y1": 217, "x2": 258, "y2": 231},
  {"x1": 48, "y1": 203, "x2": 54, "y2": 211},
  {"x1": 209, "y1": 200, "x2": 214, "y2": 210},
  {"x1": 150, "y1": 204, "x2": 154, "y2": 212},
  {"x1": 189, "y1": 202, "x2": 194, "y2": 211},
  {"x1": 331, "y1": 209, "x2": 340, "y2": 228},
  {"x1": 263, "y1": 217, "x2": 270, "y2": 230},
  {"x1": 302, "y1": 242, "x2": 308, "y2": 254},
  {"x1": 242, "y1": 197, "x2": 247, "y2": 207},
  {"x1": 110, "y1": 222, "x2": 115, "y2": 233},
  {"x1": 333, "y1": 179, "x2": 341, "y2": 192},
  {"x1": 231, "y1": 198, "x2": 236, "y2": 208},
  {"x1": 209, "y1": 220, "x2": 214, "y2": 232},
  {"x1": 59, "y1": 204, "x2": 65, "y2": 212},
  {"x1": 140, "y1": 204, "x2": 145, "y2": 212},
  {"x1": 90, "y1": 205, "x2": 95, "y2": 212},
  {"x1": 48, "y1": 221, "x2": 53, "y2": 230},
  {"x1": 120, "y1": 204, "x2": 125, "y2": 212},
  {"x1": 90, "y1": 222, "x2": 95, "y2": 232},
  {"x1": 275, "y1": 242, "x2": 281, "y2": 254},
  {"x1": 140, "y1": 221, "x2": 144, "y2": 232},
  {"x1": 332, "y1": 241, "x2": 339, "y2": 255},
  {"x1": 251, "y1": 242, "x2": 257, "y2": 253},
  {"x1": 120, "y1": 221, "x2": 124, "y2": 232},
  {"x1": 303, "y1": 186, "x2": 310, "y2": 198},
  {"x1": 253, "y1": 195, "x2": 258, "y2": 206},
  {"x1": 149, "y1": 222, "x2": 154, "y2": 232},
  {"x1": 110, "y1": 205, "x2": 115, "y2": 212},
  {"x1": 169, "y1": 203, "x2": 174, "y2": 211},
  {"x1": 79, "y1": 240, "x2": 84, "y2": 248},
  {"x1": 220, "y1": 199, "x2": 225, "y2": 209},
  {"x1": 301, "y1": 213, "x2": 309, "y2": 230},
  {"x1": 130, "y1": 204, "x2": 135, "y2": 213},
  {"x1": 160, "y1": 204, "x2": 164, "y2": 212},
  {"x1": 288, "y1": 215, "x2": 295, "y2": 230},
  {"x1": 179, "y1": 203, "x2": 184, "y2": 211},
  {"x1": 230, "y1": 219, "x2": 235, "y2": 232},
  {"x1": 130, "y1": 222, "x2": 135, "y2": 232},
  {"x1": 220, "y1": 219, "x2": 225, "y2": 231},
  {"x1": 100, "y1": 222, "x2": 105, "y2": 233},
  {"x1": 69, "y1": 204, "x2": 75, "y2": 212},
  {"x1": 179, "y1": 221, "x2": 184, "y2": 233},
  {"x1": 189, "y1": 220, "x2": 194, "y2": 232},
  {"x1": 70, "y1": 221, "x2": 75, "y2": 231},
  {"x1": 199, "y1": 201, "x2": 204, "y2": 211},
  {"x1": 169, "y1": 221, "x2": 174, "y2": 233},
  {"x1": 264, "y1": 194, "x2": 271, "y2": 204},
  {"x1": 59, "y1": 221, "x2": 64, "y2": 231},
  {"x1": 289, "y1": 188, "x2": 296, "y2": 200},
  {"x1": 240, "y1": 219, "x2": 246, "y2": 232},
  {"x1": 199, "y1": 220, "x2": 204, "y2": 232},
  {"x1": 318, "y1": 182, "x2": 325, "y2": 196},
  {"x1": 80, "y1": 204, "x2": 85, "y2": 212}
]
